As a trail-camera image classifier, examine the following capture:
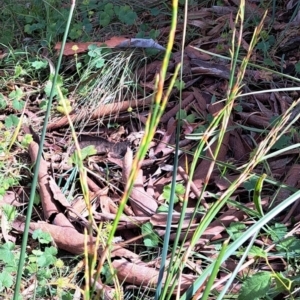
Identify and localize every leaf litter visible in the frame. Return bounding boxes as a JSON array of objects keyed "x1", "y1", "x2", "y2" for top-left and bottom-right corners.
[{"x1": 2, "y1": 0, "x2": 300, "y2": 298}]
